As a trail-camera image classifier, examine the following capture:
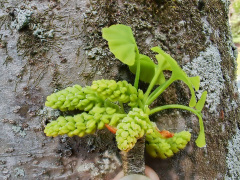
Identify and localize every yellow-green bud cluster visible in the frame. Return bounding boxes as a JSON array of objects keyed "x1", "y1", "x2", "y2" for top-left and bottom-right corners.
[
  {"x1": 44, "y1": 79, "x2": 192, "y2": 158},
  {"x1": 146, "y1": 131, "x2": 191, "y2": 159},
  {"x1": 45, "y1": 85, "x2": 102, "y2": 111},
  {"x1": 91, "y1": 80, "x2": 144, "y2": 107},
  {"x1": 116, "y1": 108, "x2": 153, "y2": 151},
  {"x1": 44, "y1": 113, "x2": 94, "y2": 137},
  {"x1": 44, "y1": 105, "x2": 125, "y2": 138}
]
